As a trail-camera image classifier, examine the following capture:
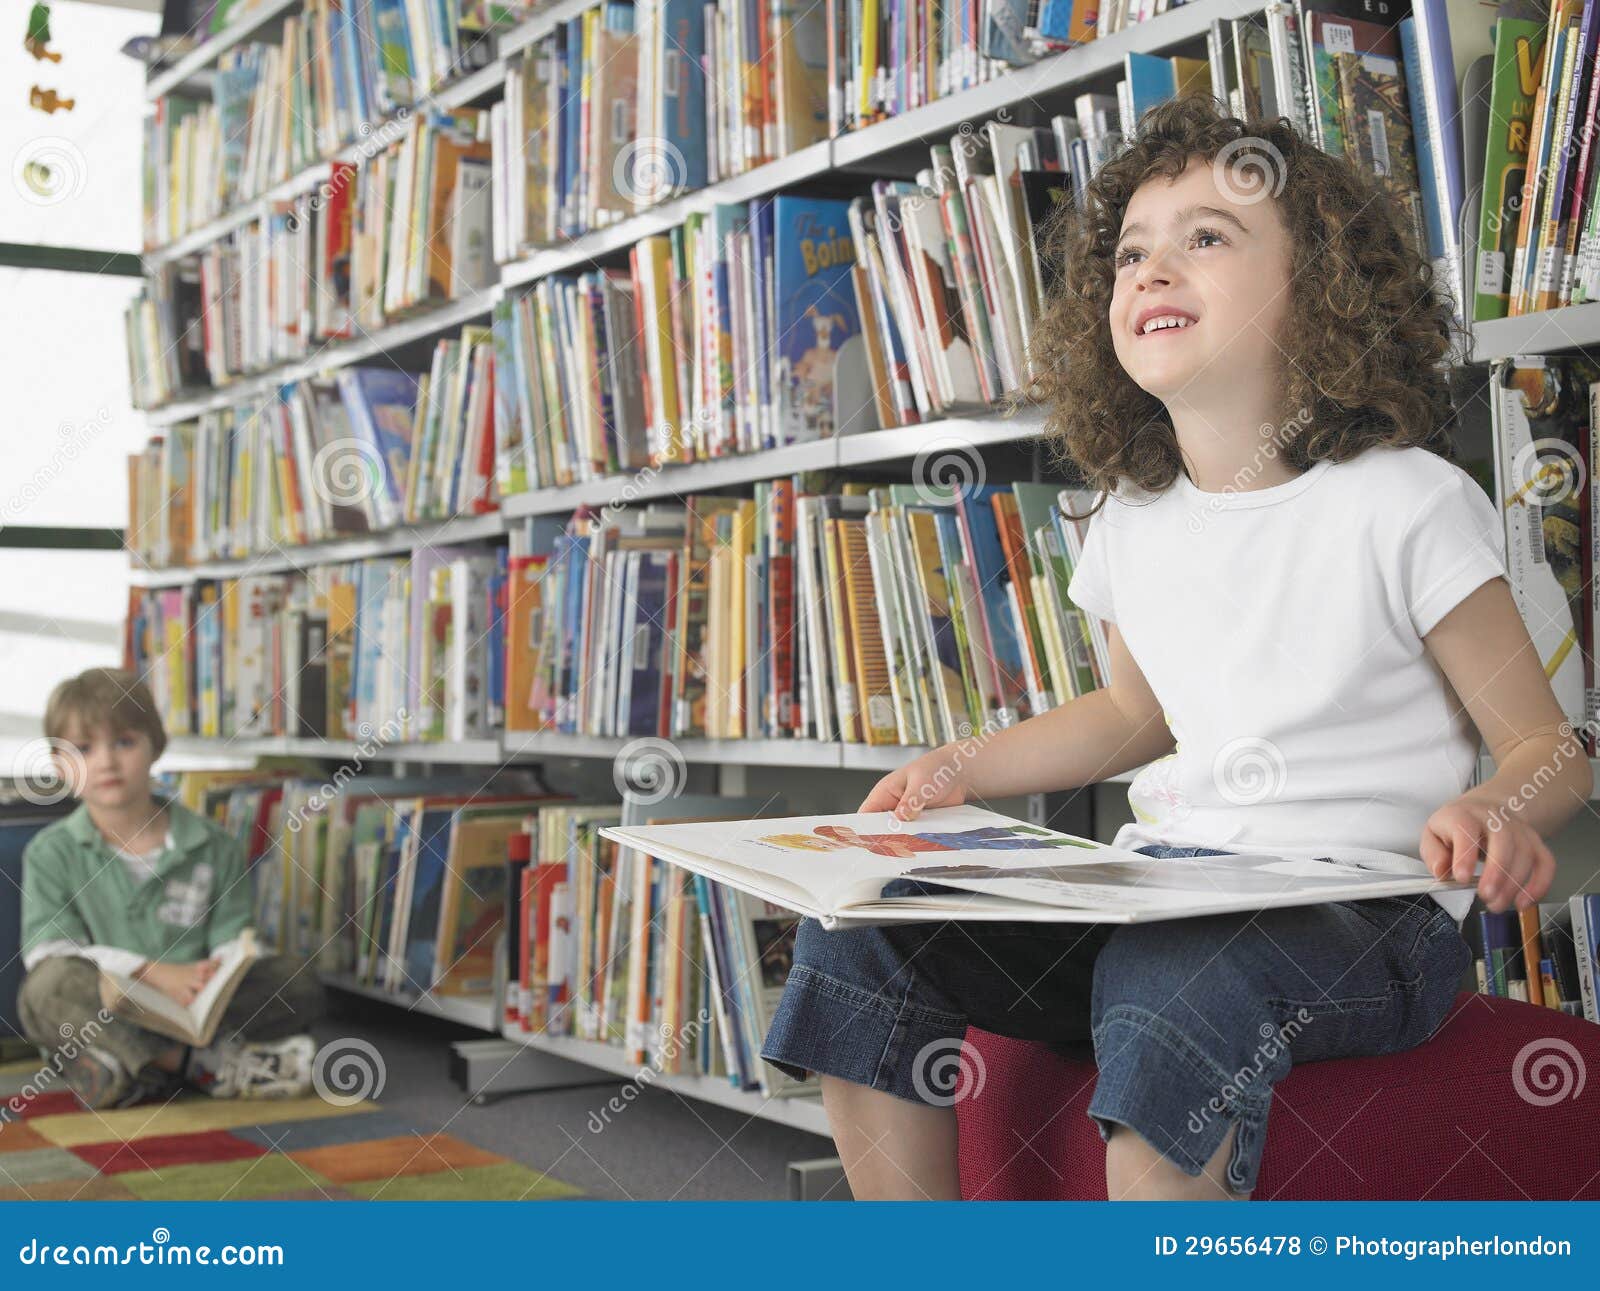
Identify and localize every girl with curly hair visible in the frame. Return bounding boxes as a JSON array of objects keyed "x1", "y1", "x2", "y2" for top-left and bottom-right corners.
[{"x1": 759, "y1": 94, "x2": 1590, "y2": 1200}]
